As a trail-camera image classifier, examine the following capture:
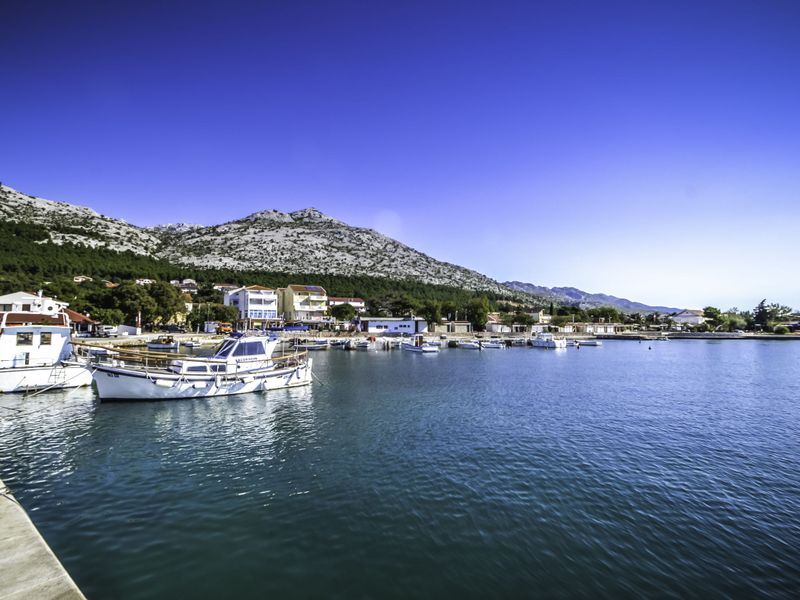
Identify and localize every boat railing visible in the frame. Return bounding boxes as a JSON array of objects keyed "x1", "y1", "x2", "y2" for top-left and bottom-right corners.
[{"x1": 73, "y1": 342, "x2": 308, "y2": 370}]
